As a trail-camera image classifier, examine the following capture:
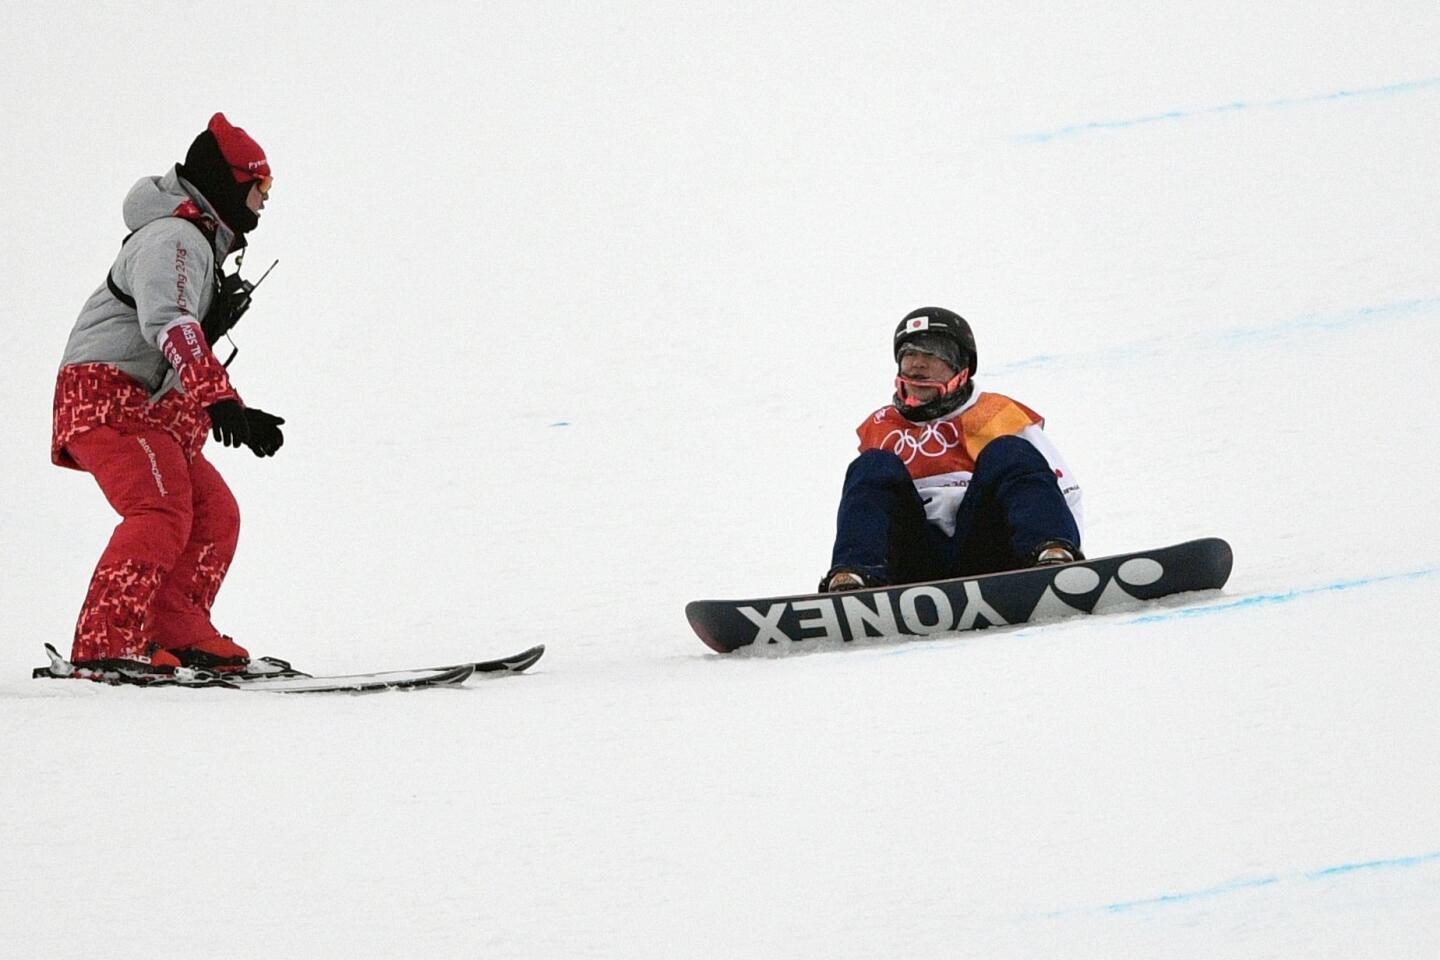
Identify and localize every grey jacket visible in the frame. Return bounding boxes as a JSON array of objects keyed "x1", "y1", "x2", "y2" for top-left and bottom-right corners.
[{"x1": 60, "y1": 166, "x2": 242, "y2": 399}]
